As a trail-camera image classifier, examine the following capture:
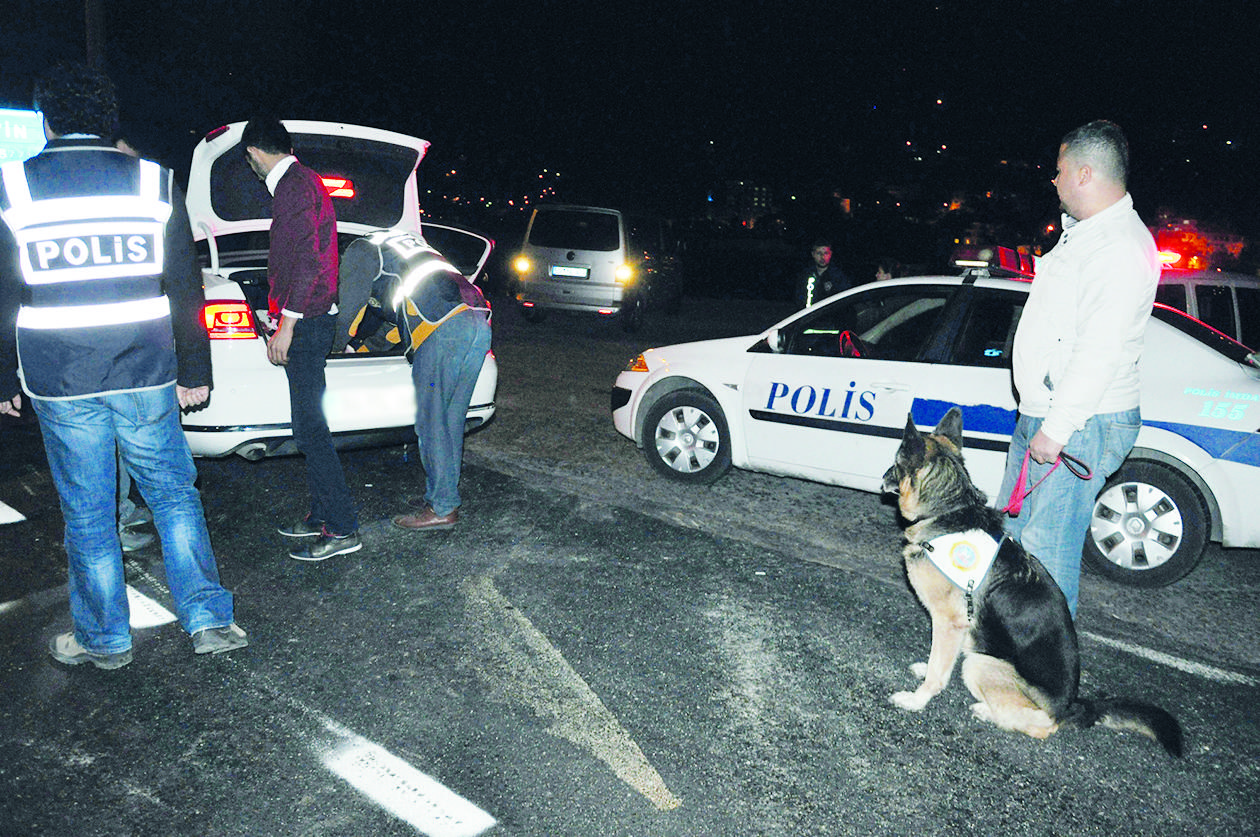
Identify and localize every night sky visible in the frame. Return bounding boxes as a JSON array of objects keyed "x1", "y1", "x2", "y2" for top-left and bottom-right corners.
[{"x1": 3, "y1": 1, "x2": 1257, "y2": 246}]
